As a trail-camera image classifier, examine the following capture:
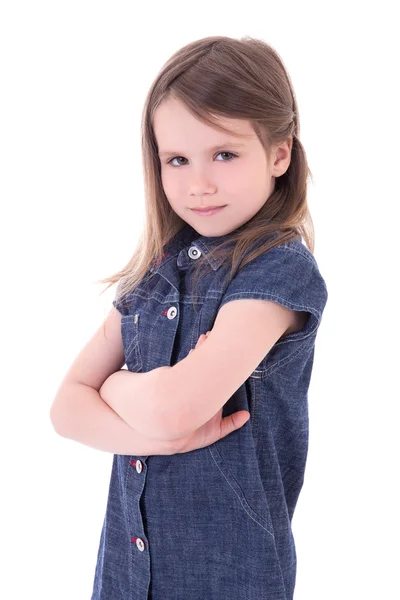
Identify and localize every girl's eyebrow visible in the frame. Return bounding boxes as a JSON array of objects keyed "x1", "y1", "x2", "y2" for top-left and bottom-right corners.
[{"x1": 158, "y1": 142, "x2": 246, "y2": 157}]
